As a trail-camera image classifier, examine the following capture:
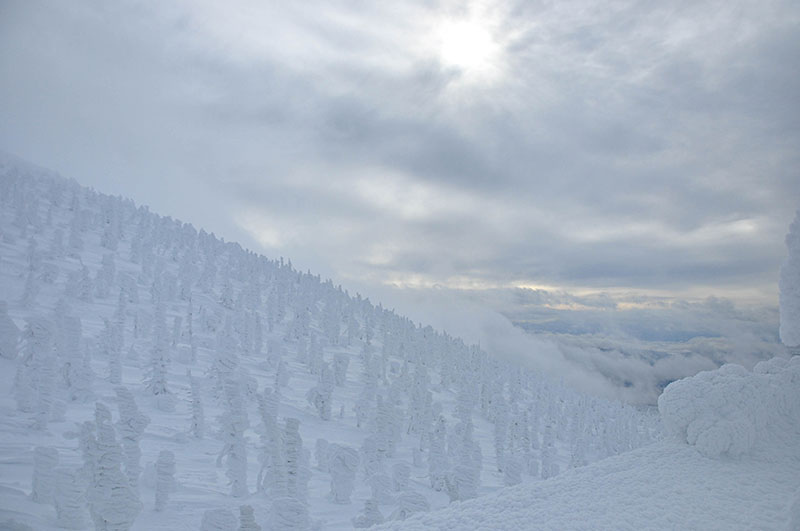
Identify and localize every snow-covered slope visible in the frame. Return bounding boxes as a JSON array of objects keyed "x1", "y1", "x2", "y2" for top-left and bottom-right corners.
[
  {"x1": 375, "y1": 356, "x2": 800, "y2": 530},
  {"x1": 0, "y1": 156, "x2": 659, "y2": 530}
]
